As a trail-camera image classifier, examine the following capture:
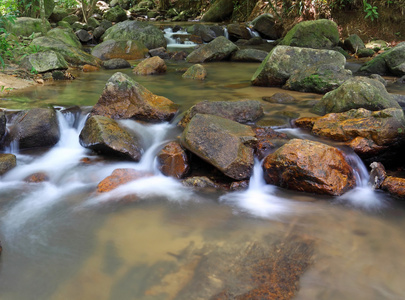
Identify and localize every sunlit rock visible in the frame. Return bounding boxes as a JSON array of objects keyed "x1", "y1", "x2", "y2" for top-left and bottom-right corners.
[
  {"x1": 181, "y1": 114, "x2": 256, "y2": 180},
  {"x1": 97, "y1": 168, "x2": 150, "y2": 193},
  {"x1": 92, "y1": 39, "x2": 148, "y2": 61},
  {"x1": 381, "y1": 176, "x2": 405, "y2": 198},
  {"x1": 7, "y1": 108, "x2": 60, "y2": 149},
  {"x1": 0, "y1": 154, "x2": 16, "y2": 176},
  {"x1": 263, "y1": 139, "x2": 355, "y2": 196},
  {"x1": 182, "y1": 64, "x2": 207, "y2": 80},
  {"x1": 178, "y1": 99, "x2": 263, "y2": 128},
  {"x1": 312, "y1": 77, "x2": 401, "y2": 115},
  {"x1": 157, "y1": 142, "x2": 190, "y2": 179},
  {"x1": 133, "y1": 56, "x2": 167, "y2": 75},
  {"x1": 90, "y1": 72, "x2": 178, "y2": 122},
  {"x1": 79, "y1": 115, "x2": 143, "y2": 161},
  {"x1": 186, "y1": 36, "x2": 238, "y2": 63}
]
